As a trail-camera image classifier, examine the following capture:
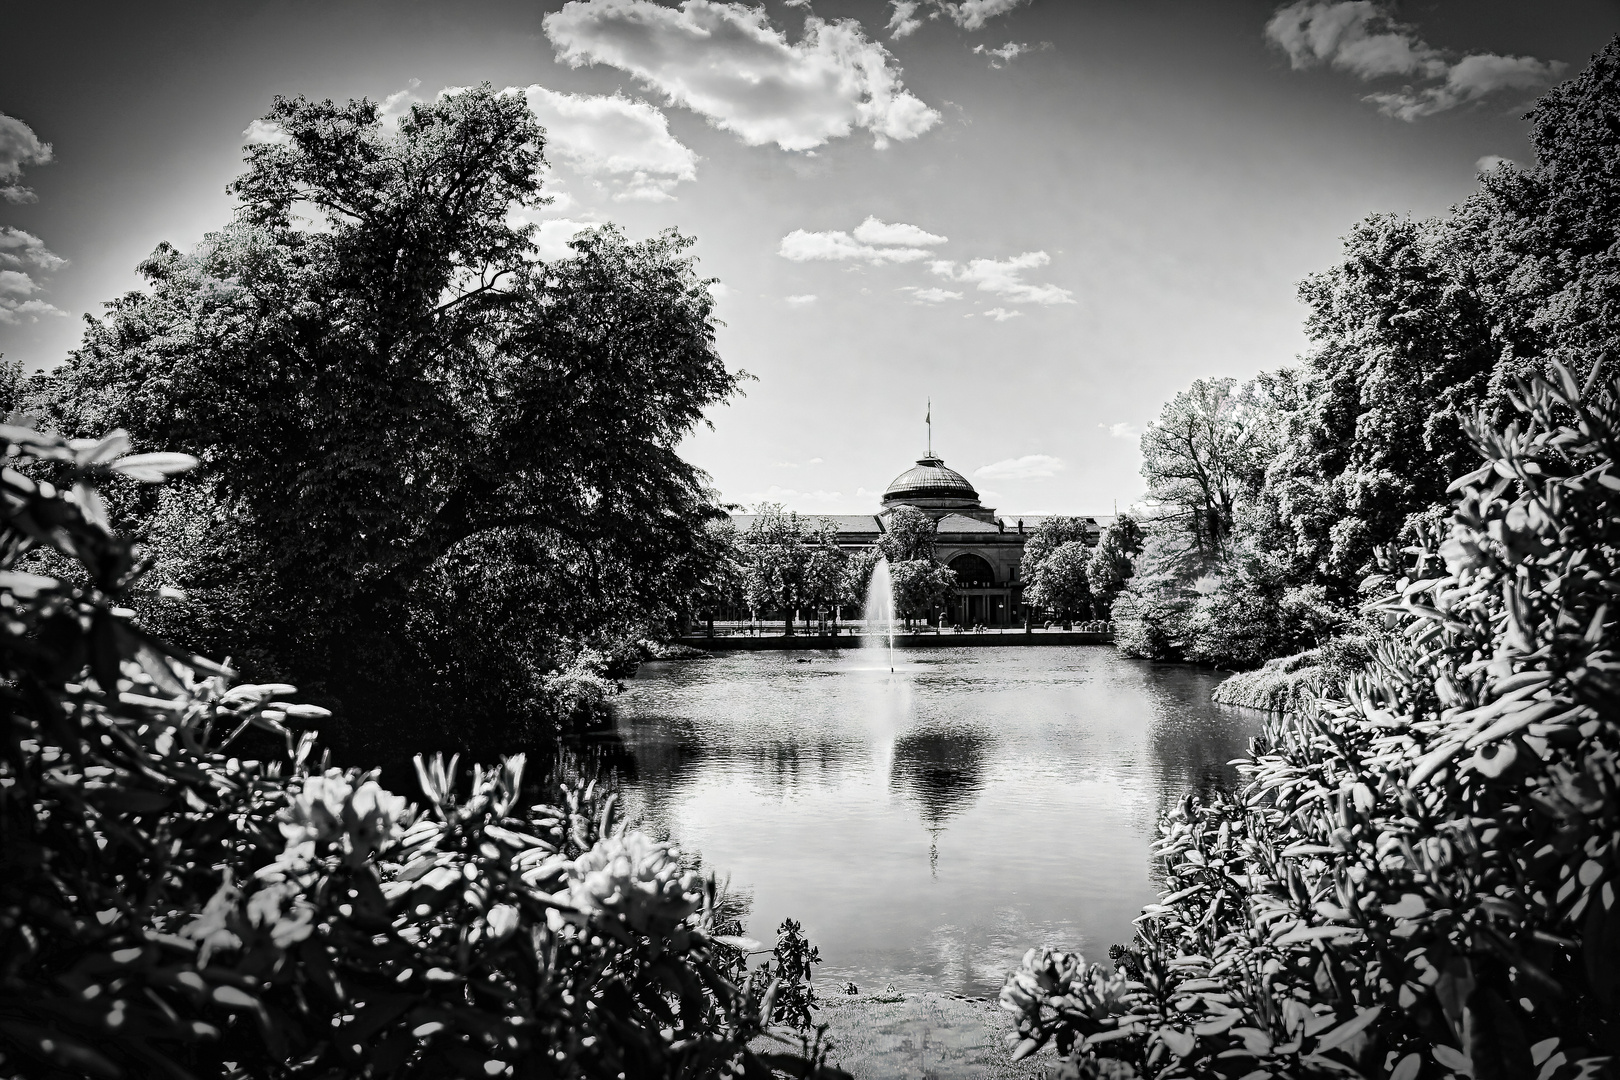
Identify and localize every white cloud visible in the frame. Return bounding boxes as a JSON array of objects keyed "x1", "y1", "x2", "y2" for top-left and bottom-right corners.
[
  {"x1": 242, "y1": 118, "x2": 292, "y2": 146},
  {"x1": 1265, "y1": 2, "x2": 1565, "y2": 120},
  {"x1": 982, "y1": 306, "x2": 1022, "y2": 321},
  {"x1": 785, "y1": 294, "x2": 819, "y2": 306},
  {"x1": 973, "y1": 41, "x2": 1031, "y2": 68},
  {"x1": 975, "y1": 454, "x2": 1064, "y2": 480},
  {"x1": 1102, "y1": 422, "x2": 1141, "y2": 439},
  {"x1": 530, "y1": 218, "x2": 601, "y2": 260},
  {"x1": 931, "y1": 251, "x2": 1075, "y2": 305},
  {"x1": 378, "y1": 80, "x2": 424, "y2": 130},
  {"x1": 0, "y1": 228, "x2": 66, "y2": 273},
  {"x1": 1365, "y1": 52, "x2": 1567, "y2": 121},
  {"x1": 522, "y1": 86, "x2": 698, "y2": 201},
  {"x1": 901, "y1": 286, "x2": 963, "y2": 303},
  {"x1": 853, "y1": 216, "x2": 946, "y2": 247},
  {"x1": 1476, "y1": 154, "x2": 1514, "y2": 174},
  {"x1": 544, "y1": 0, "x2": 941, "y2": 150},
  {"x1": 940, "y1": 0, "x2": 1032, "y2": 31},
  {"x1": 0, "y1": 268, "x2": 65, "y2": 324},
  {"x1": 887, "y1": 0, "x2": 925, "y2": 38},
  {"x1": 779, "y1": 228, "x2": 932, "y2": 264},
  {"x1": 0, "y1": 112, "x2": 53, "y2": 203}
]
